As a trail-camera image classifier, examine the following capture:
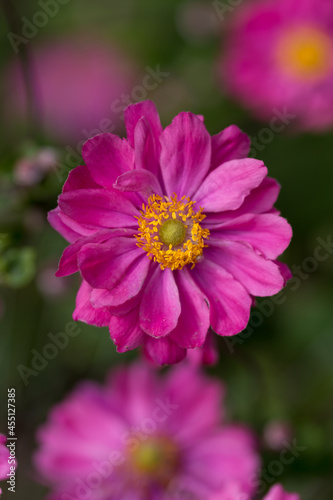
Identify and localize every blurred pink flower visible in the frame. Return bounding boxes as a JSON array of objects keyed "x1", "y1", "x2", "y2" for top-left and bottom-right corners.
[
  {"x1": 0, "y1": 434, "x2": 10, "y2": 496},
  {"x1": 49, "y1": 100, "x2": 292, "y2": 365},
  {"x1": 220, "y1": 0, "x2": 333, "y2": 131},
  {"x1": 34, "y1": 363, "x2": 260, "y2": 500},
  {"x1": 5, "y1": 37, "x2": 135, "y2": 143},
  {"x1": 14, "y1": 147, "x2": 58, "y2": 186},
  {"x1": 263, "y1": 421, "x2": 293, "y2": 451}
]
